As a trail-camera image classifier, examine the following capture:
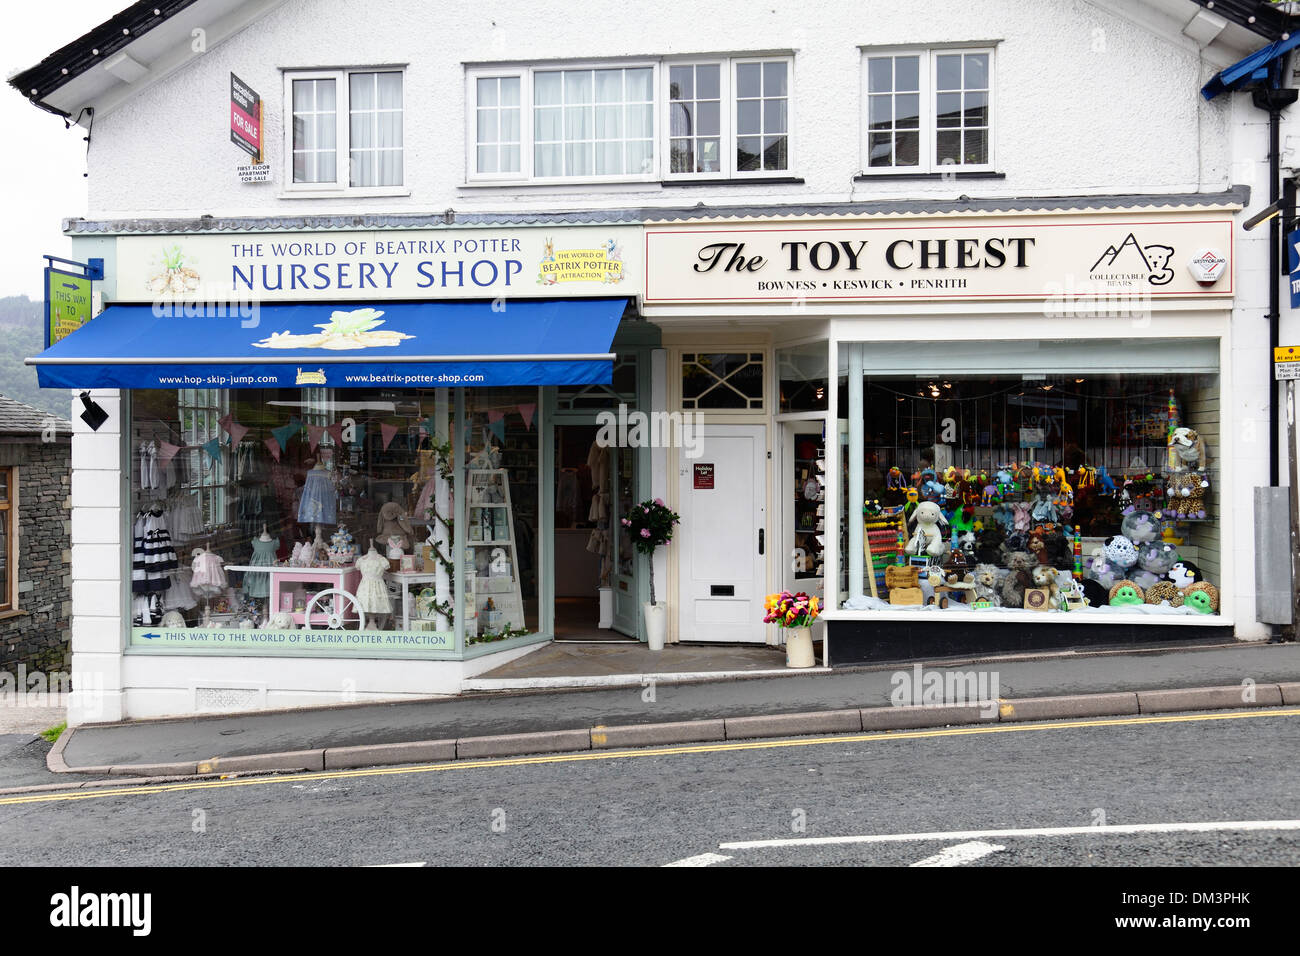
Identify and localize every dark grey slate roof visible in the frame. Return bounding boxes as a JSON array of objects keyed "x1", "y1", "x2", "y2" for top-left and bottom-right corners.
[
  {"x1": 64, "y1": 186, "x2": 1250, "y2": 235},
  {"x1": 0, "y1": 394, "x2": 71, "y2": 437}
]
